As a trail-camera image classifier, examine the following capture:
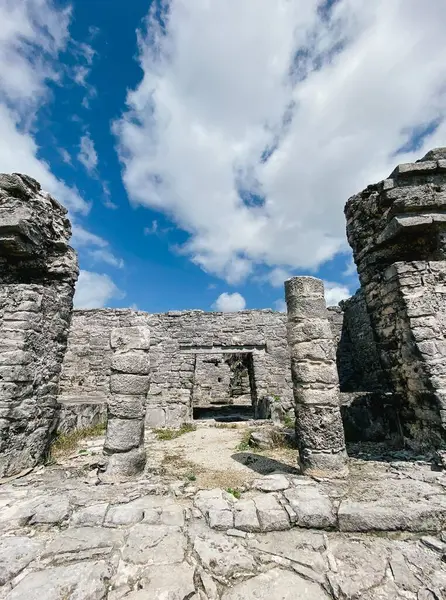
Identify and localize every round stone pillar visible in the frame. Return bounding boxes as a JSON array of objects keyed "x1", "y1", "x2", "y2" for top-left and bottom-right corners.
[{"x1": 285, "y1": 276, "x2": 348, "y2": 477}]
